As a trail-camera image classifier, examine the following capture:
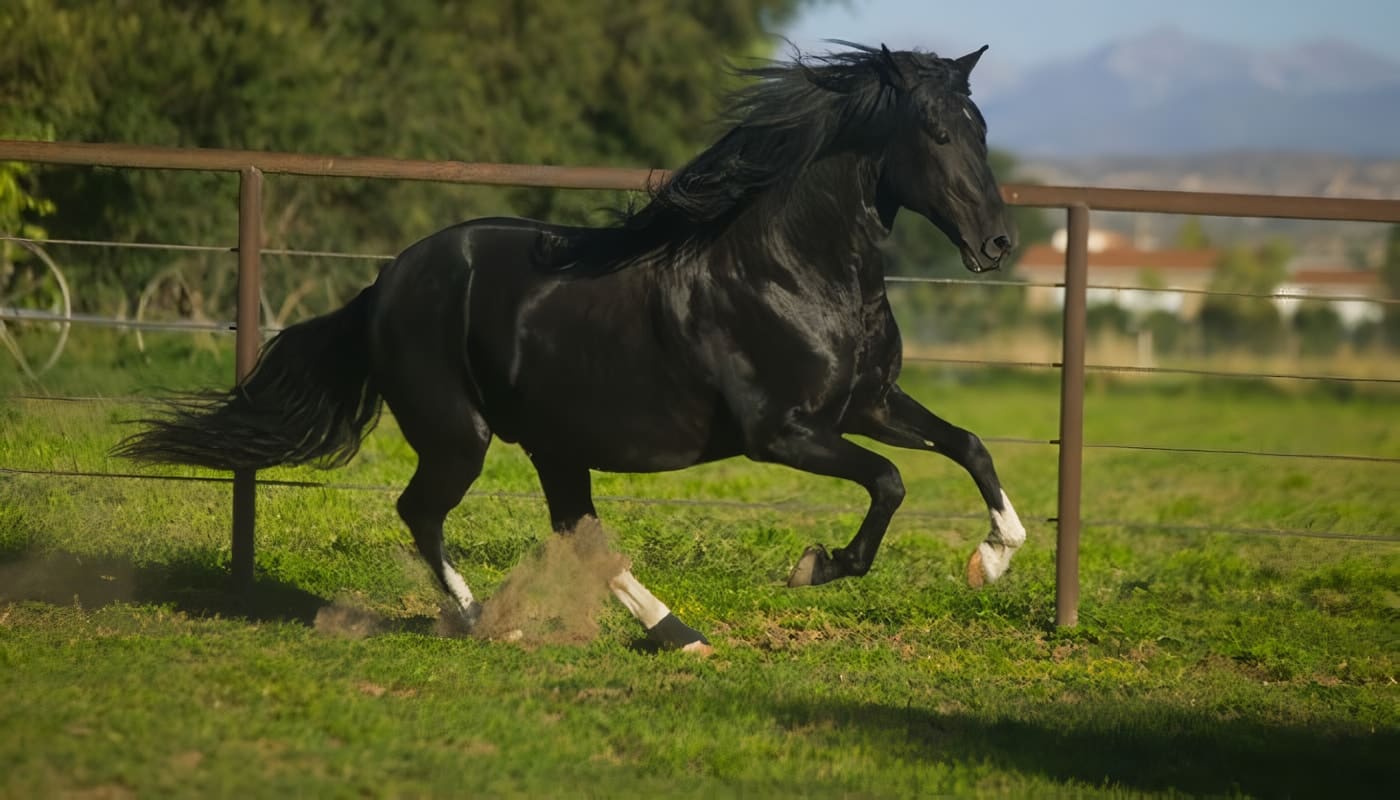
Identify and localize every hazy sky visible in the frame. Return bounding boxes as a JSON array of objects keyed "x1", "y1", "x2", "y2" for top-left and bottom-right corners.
[{"x1": 780, "y1": 0, "x2": 1400, "y2": 65}]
